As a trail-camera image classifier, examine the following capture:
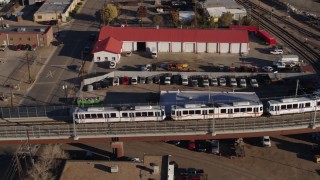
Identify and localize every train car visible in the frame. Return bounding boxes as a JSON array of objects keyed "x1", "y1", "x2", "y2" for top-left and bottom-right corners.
[
  {"x1": 72, "y1": 105, "x2": 166, "y2": 123},
  {"x1": 171, "y1": 104, "x2": 215, "y2": 120},
  {"x1": 171, "y1": 102, "x2": 263, "y2": 120},
  {"x1": 267, "y1": 97, "x2": 320, "y2": 115}
]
